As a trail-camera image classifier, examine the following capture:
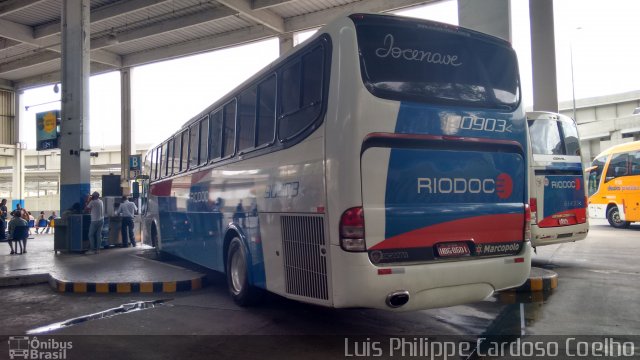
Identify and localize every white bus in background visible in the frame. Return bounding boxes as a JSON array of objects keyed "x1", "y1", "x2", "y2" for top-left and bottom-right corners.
[
  {"x1": 526, "y1": 111, "x2": 588, "y2": 247},
  {"x1": 140, "y1": 13, "x2": 532, "y2": 311}
]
